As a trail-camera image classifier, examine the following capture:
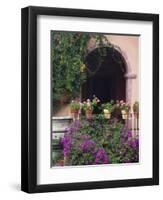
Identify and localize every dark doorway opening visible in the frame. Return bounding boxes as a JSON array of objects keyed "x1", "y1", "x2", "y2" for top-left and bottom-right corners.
[{"x1": 82, "y1": 47, "x2": 127, "y2": 103}]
